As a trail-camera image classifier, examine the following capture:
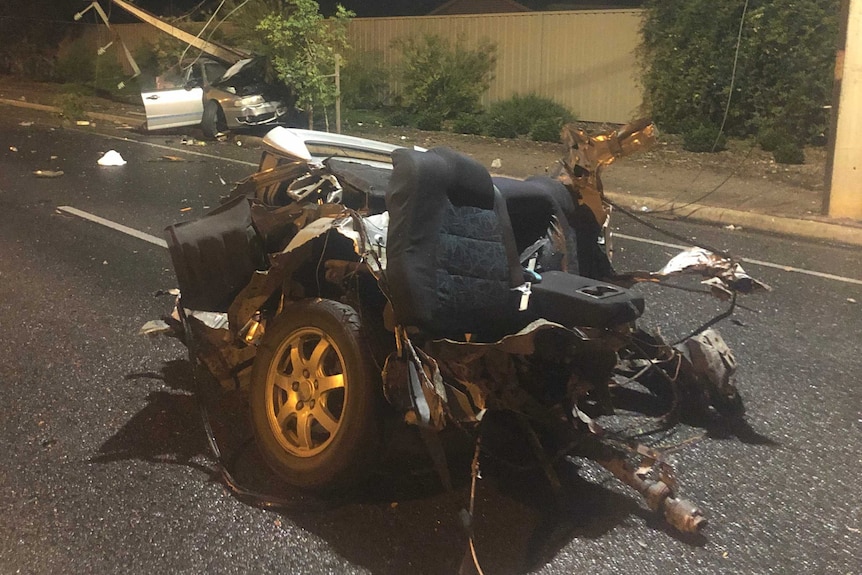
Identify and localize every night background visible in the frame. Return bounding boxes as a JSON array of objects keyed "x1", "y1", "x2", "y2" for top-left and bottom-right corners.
[{"x1": 0, "y1": 0, "x2": 642, "y2": 75}]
